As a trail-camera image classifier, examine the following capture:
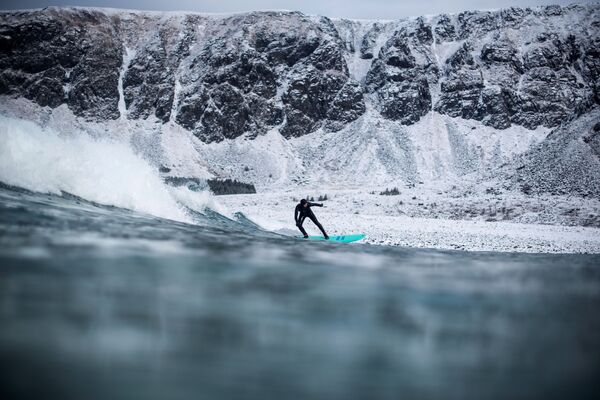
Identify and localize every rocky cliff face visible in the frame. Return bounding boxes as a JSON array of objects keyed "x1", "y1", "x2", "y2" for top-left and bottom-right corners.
[
  {"x1": 0, "y1": 9, "x2": 123, "y2": 119},
  {"x1": 0, "y1": 5, "x2": 599, "y2": 142}
]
